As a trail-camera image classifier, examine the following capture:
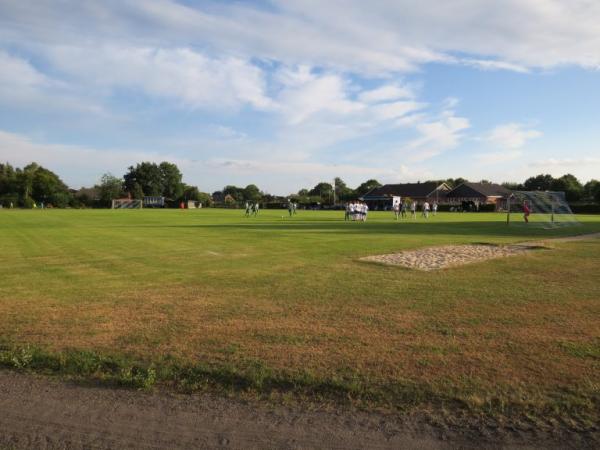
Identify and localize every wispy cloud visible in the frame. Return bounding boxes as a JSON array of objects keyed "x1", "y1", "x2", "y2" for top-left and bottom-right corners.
[
  {"x1": 2, "y1": 1, "x2": 600, "y2": 75},
  {"x1": 475, "y1": 123, "x2": 541, "y2": 165},
  {"x1": 486, "y1": 123, "x2": 542, "y2": 149},
  {"x1": 531, "y1": 157, "x2": 600, "y2": 167},
  {"x1": 44, "y1": 46, "x2": 274, "y2": 111},
  {"x1": 405, "y1": 110, "x2": 470, "y2": 162},
  {"x1": 0, "y1": 129, "x2": 431, "y2": 193},
  {"x1": 462, "y1": 58, "x2": 530, "y2": 73}
]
